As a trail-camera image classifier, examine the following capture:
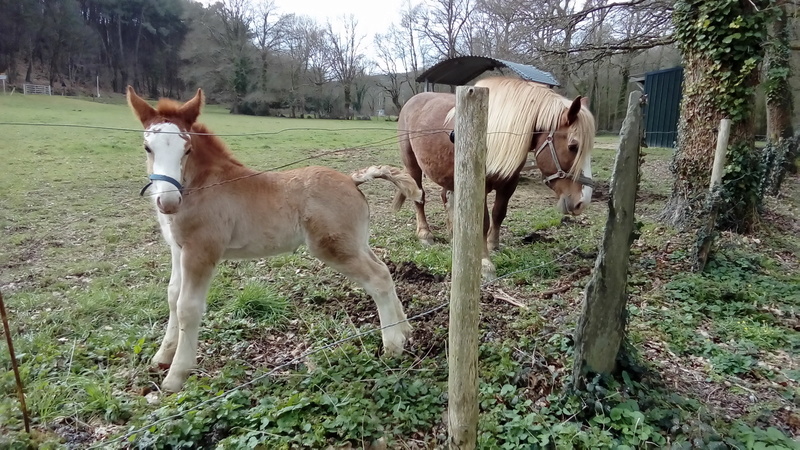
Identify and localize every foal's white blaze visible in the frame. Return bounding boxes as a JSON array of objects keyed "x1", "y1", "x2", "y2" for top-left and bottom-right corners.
[
  {"x1": 580, "y1": 157, "x2": 593, "y2": 206},
  {"x1": 145, "y1": 123, "x2": 187, "y2": 214}
]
